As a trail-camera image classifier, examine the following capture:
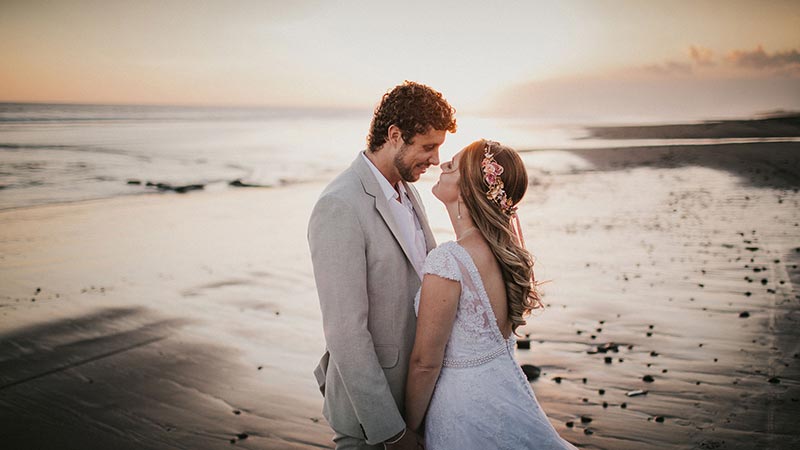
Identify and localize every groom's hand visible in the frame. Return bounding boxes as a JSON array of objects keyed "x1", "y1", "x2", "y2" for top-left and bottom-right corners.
[{"x1": 384, "y1": 427, "x2": 424, "y2": 450}]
